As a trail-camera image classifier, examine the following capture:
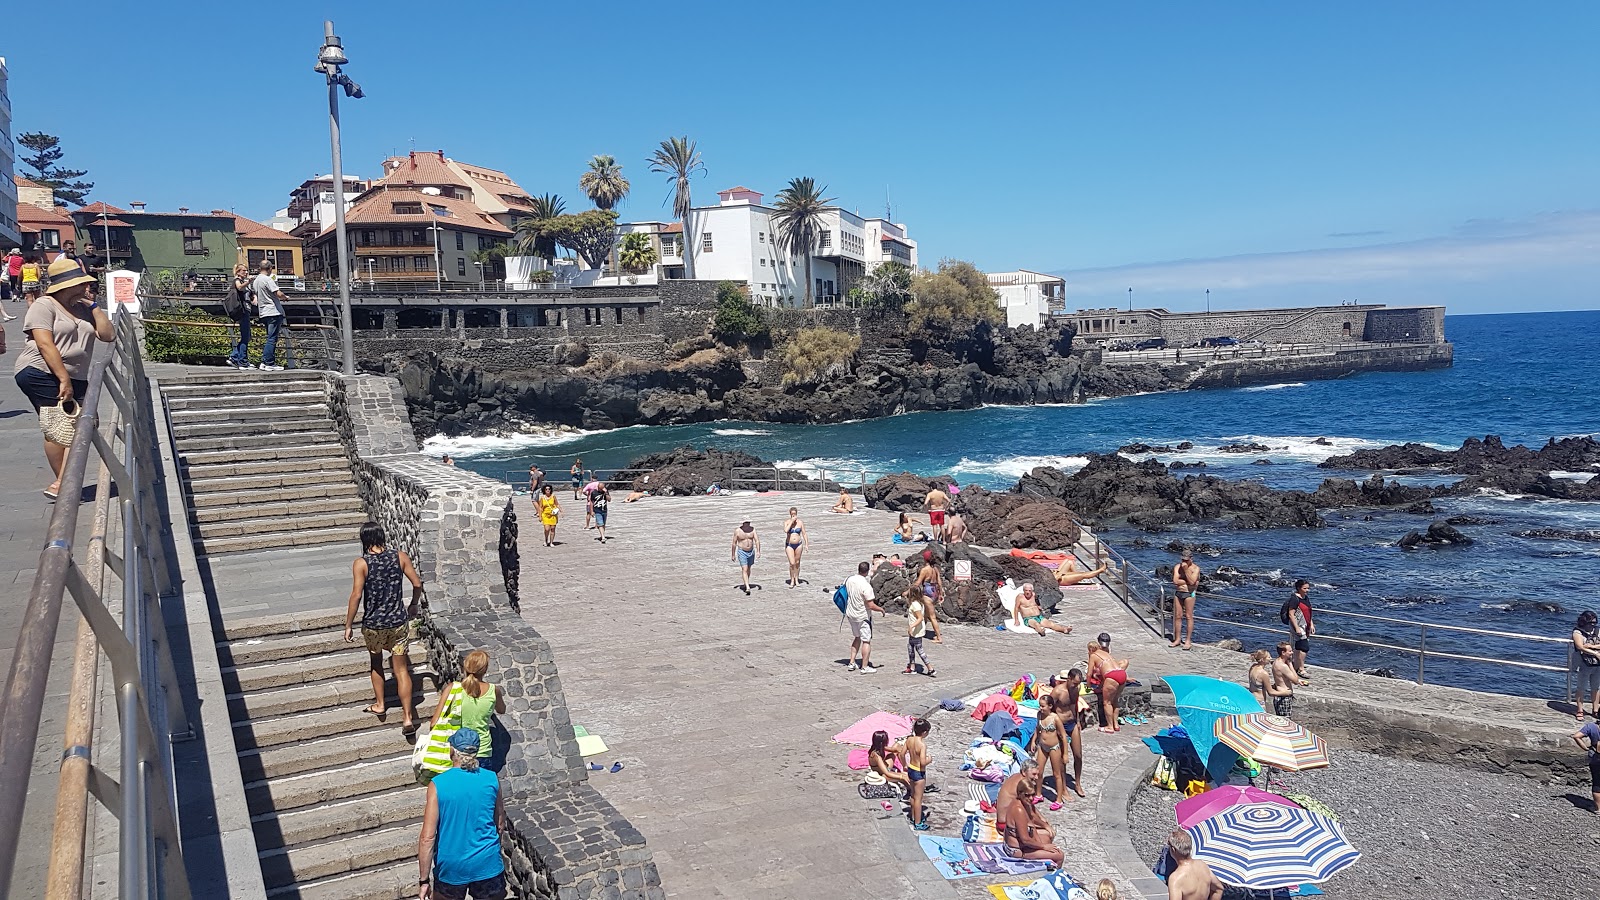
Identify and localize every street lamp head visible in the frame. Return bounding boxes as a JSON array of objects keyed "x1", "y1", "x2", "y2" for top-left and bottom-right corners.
[
  {"x1": 343, "y1": 79, "x2": 365, "y2": 100},
  {"x1": 318, "y1": 36, "x2": 348, "y2": 68}
]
